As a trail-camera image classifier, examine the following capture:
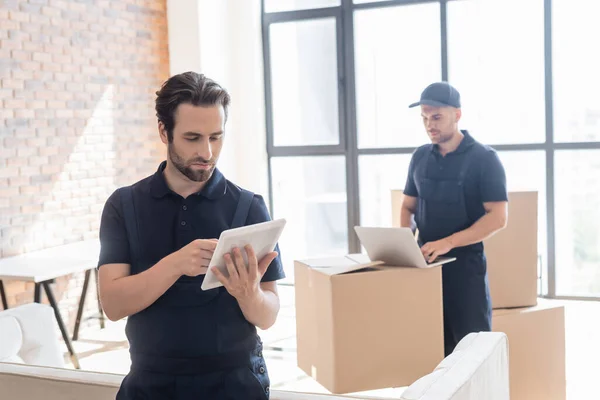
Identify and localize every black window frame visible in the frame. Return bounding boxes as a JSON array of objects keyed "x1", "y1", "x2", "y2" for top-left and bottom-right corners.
[{"x1": 261, "y1": 0, "x2": 600, "y2": 301}]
